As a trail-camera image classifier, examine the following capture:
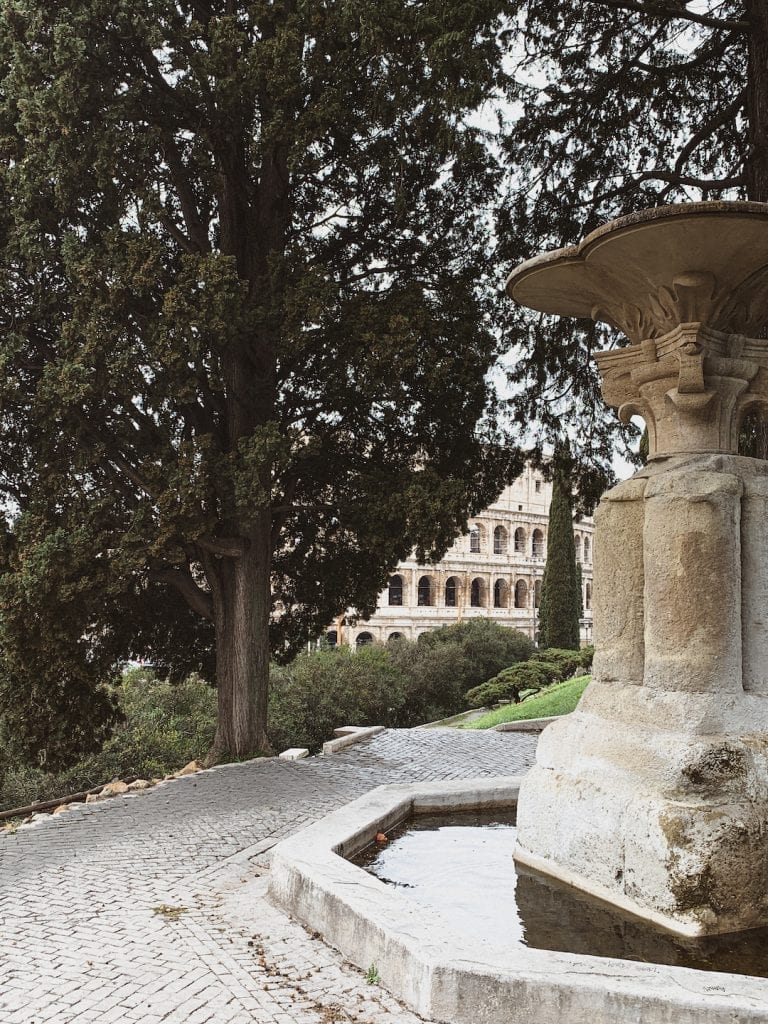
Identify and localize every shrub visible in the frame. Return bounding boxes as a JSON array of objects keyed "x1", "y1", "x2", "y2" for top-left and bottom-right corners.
[
  {"x1": 465, "y1": 661, "x2": 554, "y2": 708},
  {"x1": 578, "y1": 645, "x2": 595, "y2": 670},
  {"x1": 416, "y1": 619, "x2": 533, "y2": 693},
  {"x1": 0, "y1": 668, "x2": 217, "y2": 812},
  {"x1": 531, "y1": 648, "x2": 583, "y2": 680},
  {"x1": 387, "y1": 638, "x2": 468, "y2": 726},
  {"x1": 267, "y1": 645, "x2": 405, "y2": 754}
]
